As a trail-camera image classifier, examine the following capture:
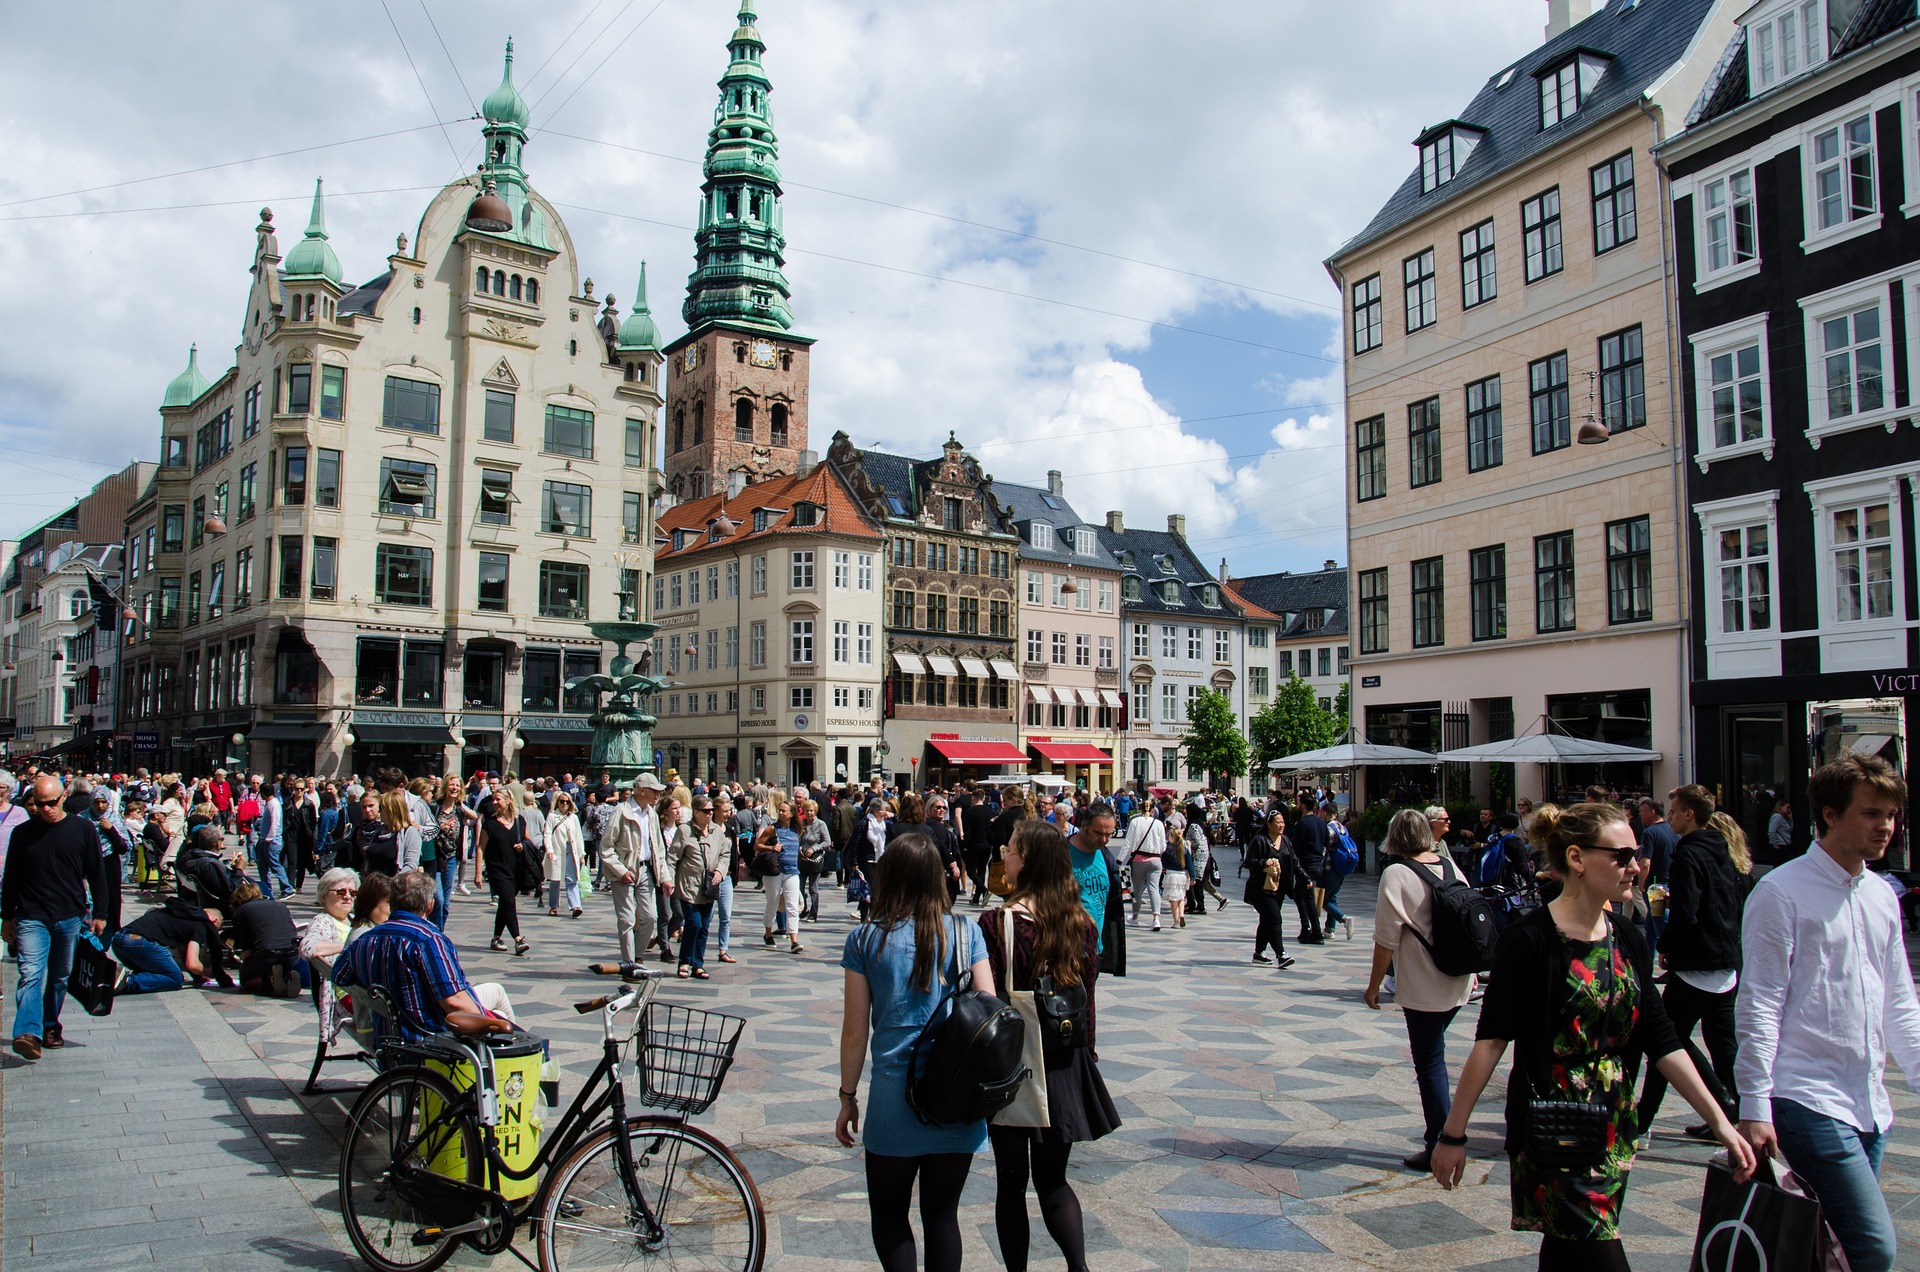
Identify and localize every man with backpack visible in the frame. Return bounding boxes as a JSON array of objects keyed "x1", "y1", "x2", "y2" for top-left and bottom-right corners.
[{"x1": 1322, "y1": 802, "x2": 1359, "y2": 939}]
